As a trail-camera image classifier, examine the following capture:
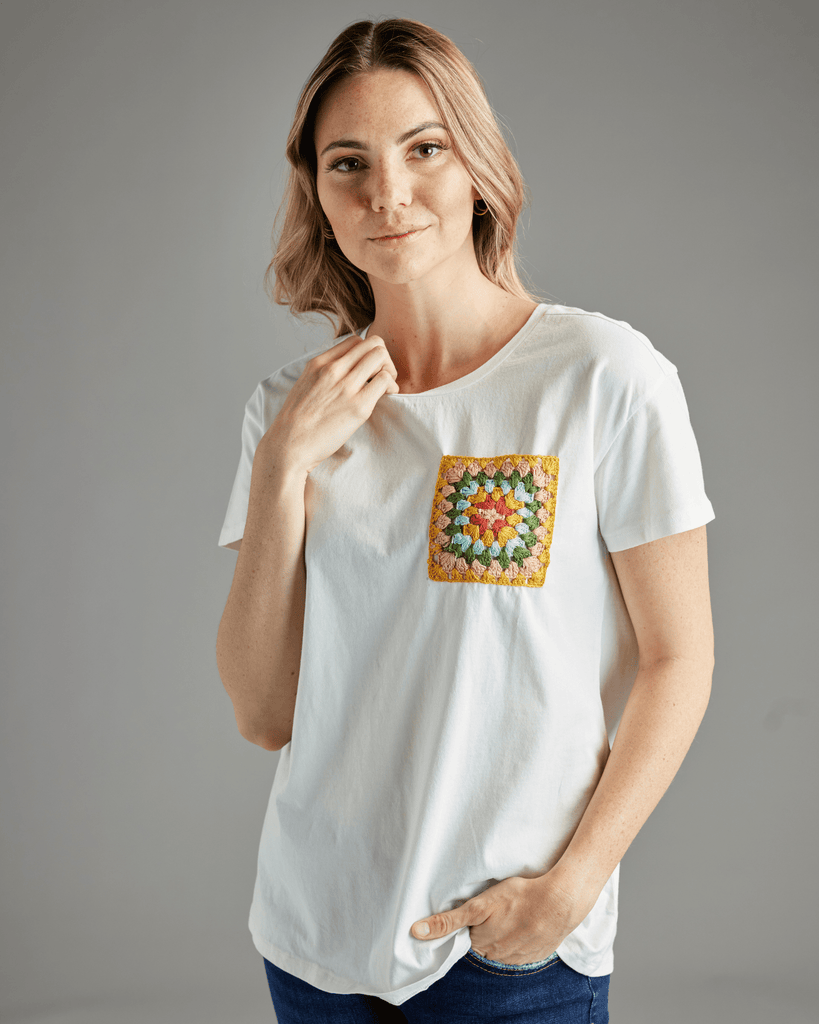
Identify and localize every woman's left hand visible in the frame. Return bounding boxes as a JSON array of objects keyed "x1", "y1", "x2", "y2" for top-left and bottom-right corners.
[{"x1": 410, "y1": 872, "x2": 597, "y2": 965}]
